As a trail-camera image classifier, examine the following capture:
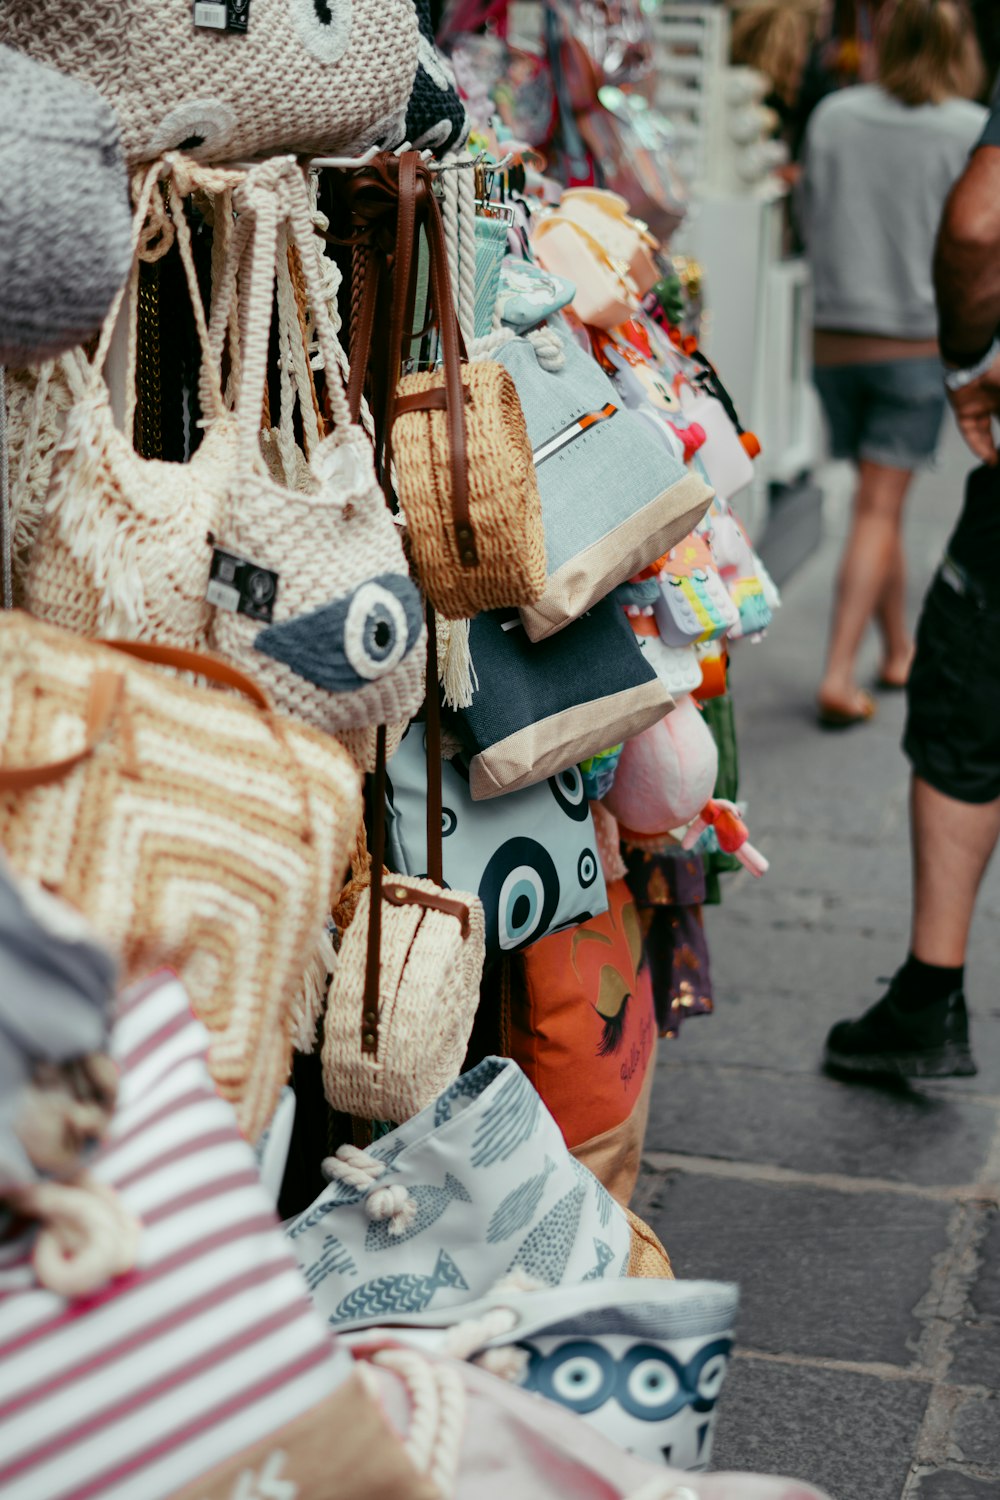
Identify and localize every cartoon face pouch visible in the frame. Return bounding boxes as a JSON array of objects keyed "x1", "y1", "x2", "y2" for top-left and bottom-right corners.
[{"x1": 496, "y1": 256, "x2": 577, "y2": 332}]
